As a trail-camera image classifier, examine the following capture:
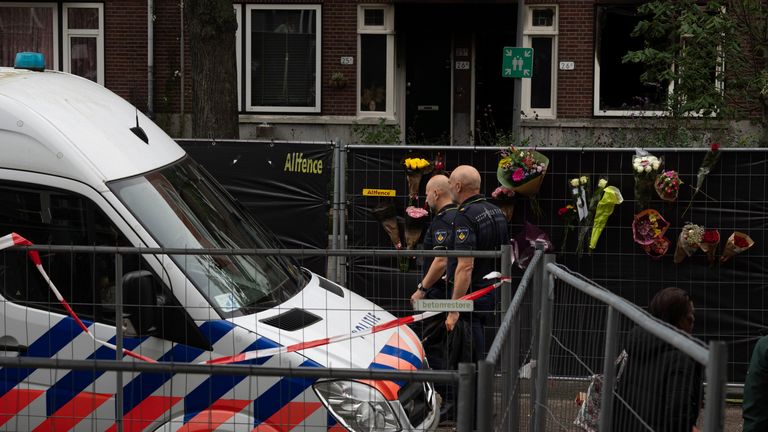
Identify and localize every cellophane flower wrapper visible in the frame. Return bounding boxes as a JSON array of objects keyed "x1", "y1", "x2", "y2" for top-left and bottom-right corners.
[
  {"x1": 370, "y1": 201, "x2": 402, "y2": 249},
  {"x1": 632, "y1": 209, "x2": 669, "y2": 245},
  {"x1": 576, "y1": 178, "x2": 607, "y2": 256},
  {"x1": 683, "y1": 143, "x2": 721, "y2": 217},
  {"x1": 404, "y1": 206, "x2": 429, "y2": 250},
  {"x1": 632, "y1": 150, "x2": 663, "y2": 211},
  {"x1": 720, "y1": 231, "x2": 755, "y2": 263},
  {"x1": 674, "y1": 224, "x2": 704, "y2": 264},
  {"x1": 654, "y1": 170, "x2": 682, "y2": 202},
  {"x1": 589, "y1": 186, "x2": 623, "y2": 251},
  {"x1": 497, "y1": 147, "x2": 549, "y2": 218}
]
